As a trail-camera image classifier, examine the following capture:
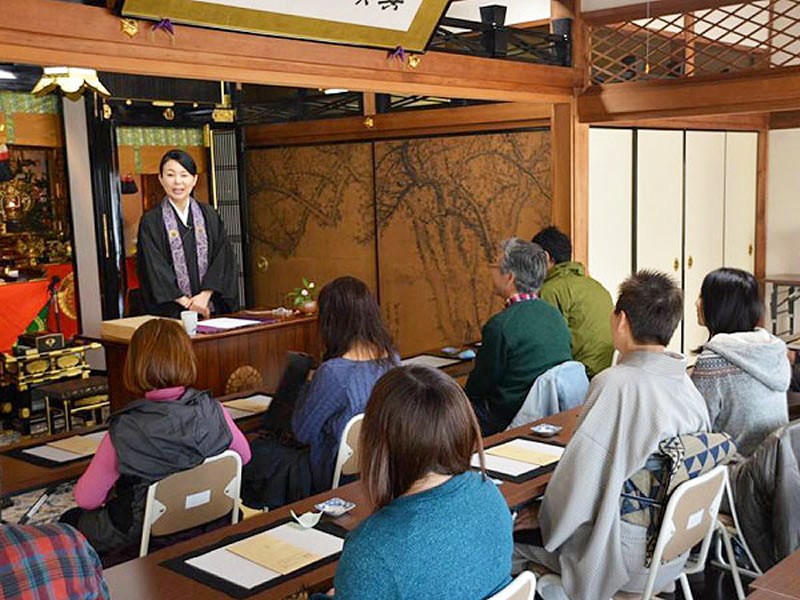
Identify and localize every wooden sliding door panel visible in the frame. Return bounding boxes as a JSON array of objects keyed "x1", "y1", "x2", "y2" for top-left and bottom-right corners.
[
  {"x1": 684, "y1": 131, "x2": 726, "y2": 355},
  {"x1": 245, "y1": 144, "x2": 377, "y2": 307},
  {"x1": 588, "y1": 127, "x2": 633, "y2": 302},
  {"x1": 636, "y1": 129, "x2": 685, "y2": 351},
  {"x1": 724, "y1": 131, "x2": 757, "y2": 273},
  {"x1": 375, "y1": 131, "x2": 552, "y2": 355}
]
